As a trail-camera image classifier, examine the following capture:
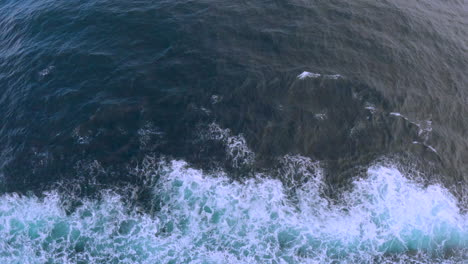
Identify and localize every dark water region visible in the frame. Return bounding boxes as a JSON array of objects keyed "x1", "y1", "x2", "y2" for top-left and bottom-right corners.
[
  {"x1": 0, "y1": 0, "x2": 467, "y2": 263},
  {"x1": 1, "y1": 0, "x2": 467, "y2": 193}
]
